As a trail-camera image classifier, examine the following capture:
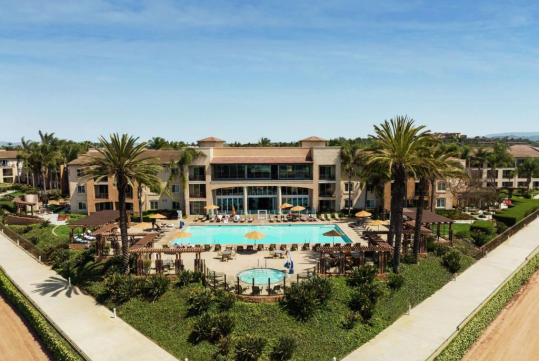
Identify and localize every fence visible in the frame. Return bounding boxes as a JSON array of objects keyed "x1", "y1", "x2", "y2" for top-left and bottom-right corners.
[
  {"x1": 0, "y1": 222, "x2": 49, "y2": 263},
  {"x1": 479, "y1": 209, "x2": 539, "y2": 257}
]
